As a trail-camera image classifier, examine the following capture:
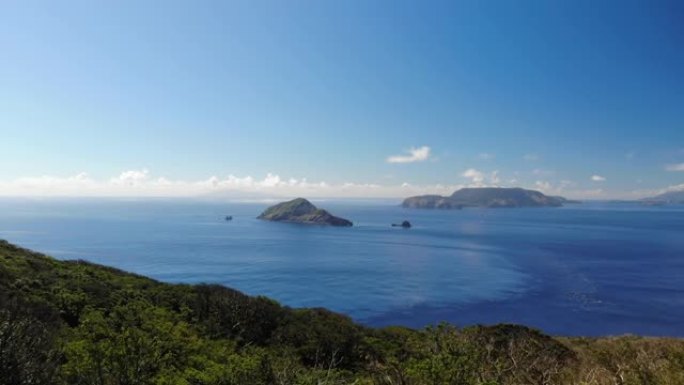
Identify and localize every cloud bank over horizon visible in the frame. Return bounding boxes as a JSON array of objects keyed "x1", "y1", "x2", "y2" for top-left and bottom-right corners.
[
  {"x1": 0, "y1": 169, "x2": 680, "y2": 200},
  {"x1": 0, "y1": 169, "x2": 462, "y2": 199}
]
